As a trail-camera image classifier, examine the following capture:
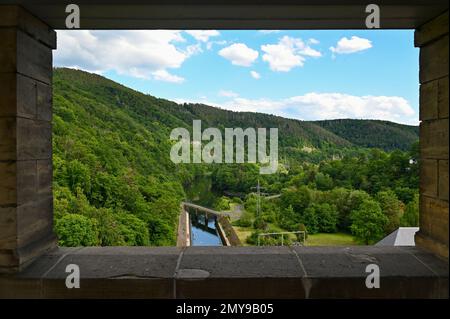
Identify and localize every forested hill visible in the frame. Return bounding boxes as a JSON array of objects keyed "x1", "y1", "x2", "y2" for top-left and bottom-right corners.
[
  {"x1": 314, "y1": 119, "x2": 419, "y2": 151},
  {"x1": 51, "y1": 68, "x2": 420, "y2": 247},
  {"x1": 52, "y1": 67, "x2": 418, "y2": 247},
  {"x1": 54, "y1": 68, "x2": 418, "y2": 152}
]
